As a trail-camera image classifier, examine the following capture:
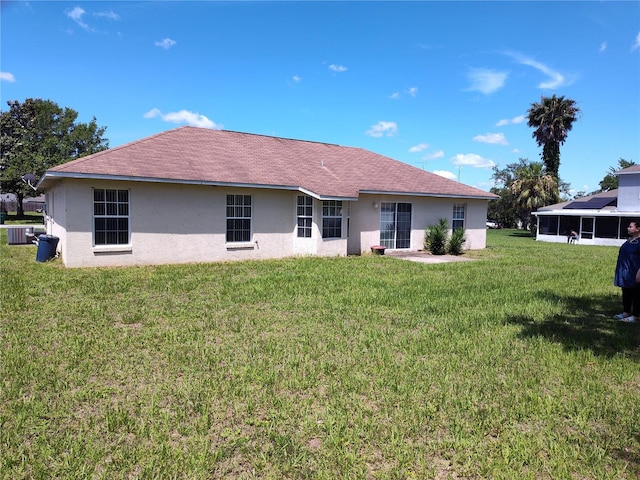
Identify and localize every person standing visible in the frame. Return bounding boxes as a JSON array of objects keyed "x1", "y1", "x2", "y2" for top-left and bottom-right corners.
[{"x1": 613, "y1": 220, "x2": 640, "y2": 323}]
